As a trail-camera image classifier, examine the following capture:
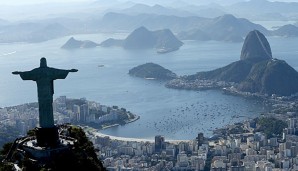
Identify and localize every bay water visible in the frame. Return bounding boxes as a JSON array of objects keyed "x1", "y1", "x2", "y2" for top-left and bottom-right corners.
[{"x1": 0, "y1": 33, "x2": 297, "y2": 140}]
